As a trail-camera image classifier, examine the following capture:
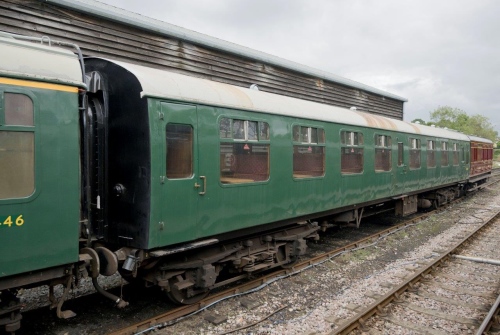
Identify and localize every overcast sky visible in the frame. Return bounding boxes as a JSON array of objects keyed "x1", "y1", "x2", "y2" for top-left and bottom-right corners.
[{"x1": 100, "y1": 0, "x2": 500, "y2": 134}]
